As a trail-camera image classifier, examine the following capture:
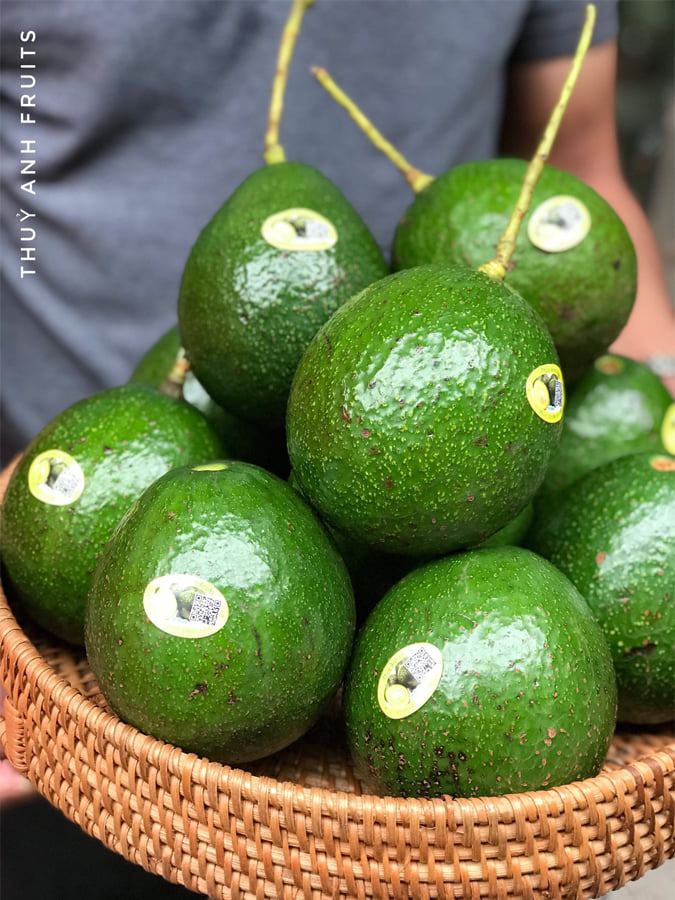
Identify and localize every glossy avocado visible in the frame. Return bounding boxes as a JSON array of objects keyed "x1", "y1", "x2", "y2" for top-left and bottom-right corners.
[
  {"x1": 179, "y1": 164, "x2": 387, "y2": 429},
  {"x1": 529, "y1": 453, "x2": 675, "y2": 724},
  {"x1": 344, "y1": 547, "x2": 616, "y2": 798},
  {"x1": 287, "y1": 265, "x2": 563, "y2": 555},
  {"x1": 131, "y1": 325, "x2": 289, "y2": 475},
  {"x1": 1, "y1": 385, "x2": 223, "y2": 644},
  {"x1": 85, "y1": 461, "x2": 355, "y2": 763},
  {"x1": 393, "y1": 160, "x2": 637, "y2": 383},
  {"x1": 539, "y1": 354, "x2": 672, "y2": 500}
]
